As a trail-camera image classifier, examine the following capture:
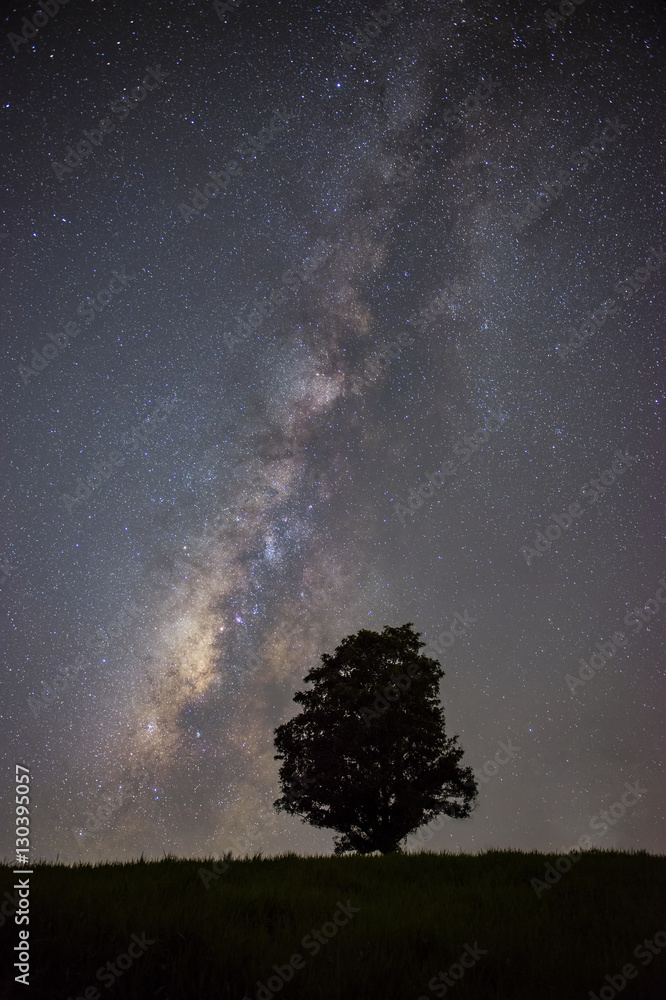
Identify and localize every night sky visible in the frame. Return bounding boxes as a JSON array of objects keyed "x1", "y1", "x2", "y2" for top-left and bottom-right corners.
[{"x1": 1, "y1": 0, "x2": 664, "y2": 864}]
